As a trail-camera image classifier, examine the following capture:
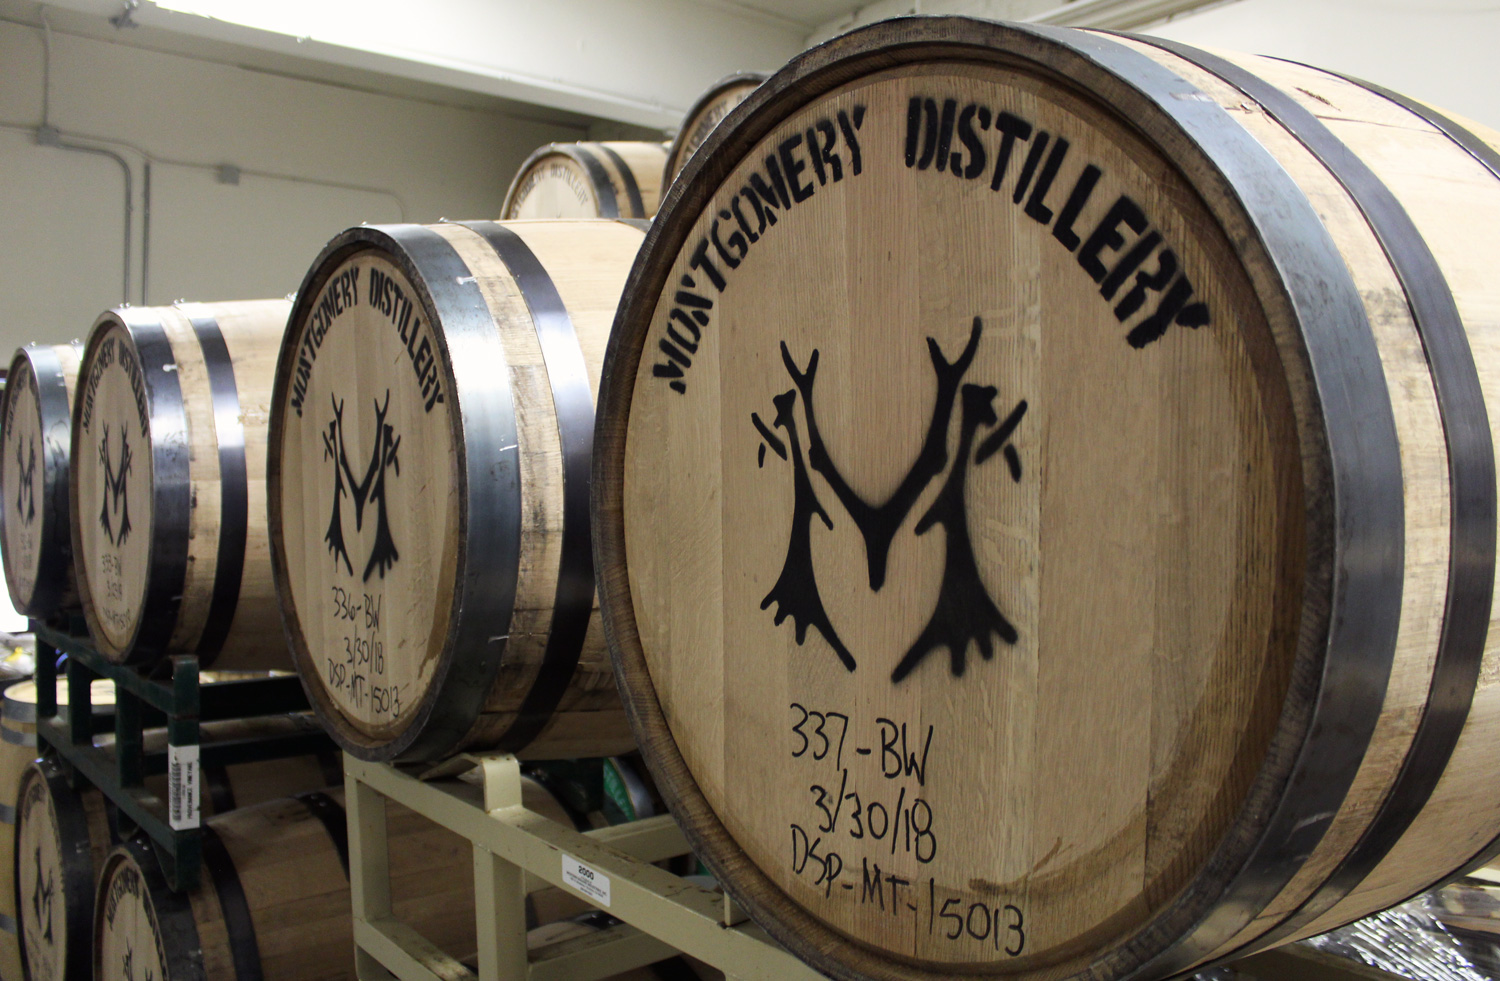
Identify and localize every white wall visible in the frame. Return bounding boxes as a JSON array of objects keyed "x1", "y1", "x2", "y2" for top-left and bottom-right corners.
[
  {"x1": 1145, "y1": 0, "x2": 1500, "y2": 131},
  {"x1": 0, "y1": 14, "x2": 594, "y2": 351}
]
